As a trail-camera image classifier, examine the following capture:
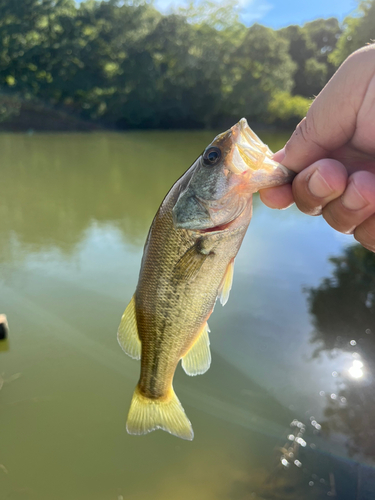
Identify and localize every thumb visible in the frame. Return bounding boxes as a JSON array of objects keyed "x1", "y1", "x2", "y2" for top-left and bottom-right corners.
[{"x1": 282, "y1": 46, "x2": 375, "y2": 173}]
